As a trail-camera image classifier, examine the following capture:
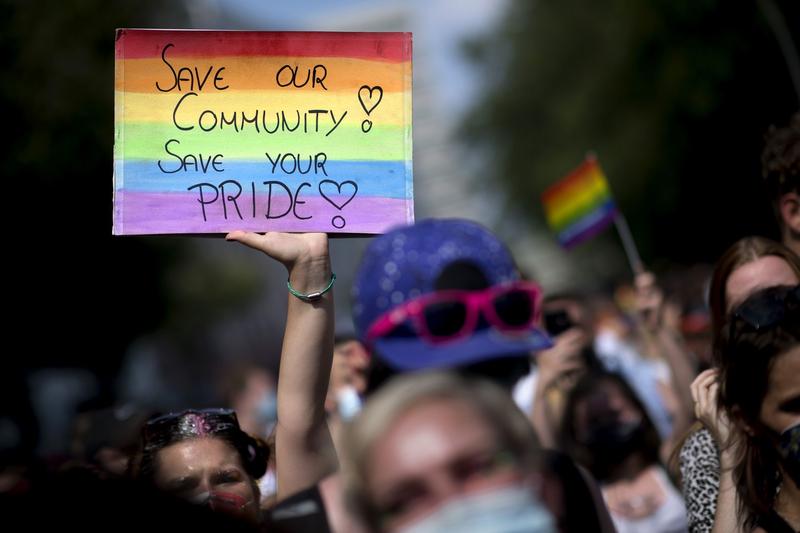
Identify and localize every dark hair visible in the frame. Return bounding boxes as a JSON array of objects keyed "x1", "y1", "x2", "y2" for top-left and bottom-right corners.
[
  {"x1": 130, "y1": 409, "x2": 269, "y2": 483},
  {"x1": 669, "y1": 237, "x2": 800, "y2": 480},
  {"x1": 762, "y1": 113, "x2": 800, "y2": 227},
  {"x1": 708, "y1": 237, "x2": 800, "y2": 365},
  {"x1": 558, "y1": 371, "x2": 662, "y2": 482},
  {"x1": 717, "y1": 285, "x2": 800, "y2": 529}
]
